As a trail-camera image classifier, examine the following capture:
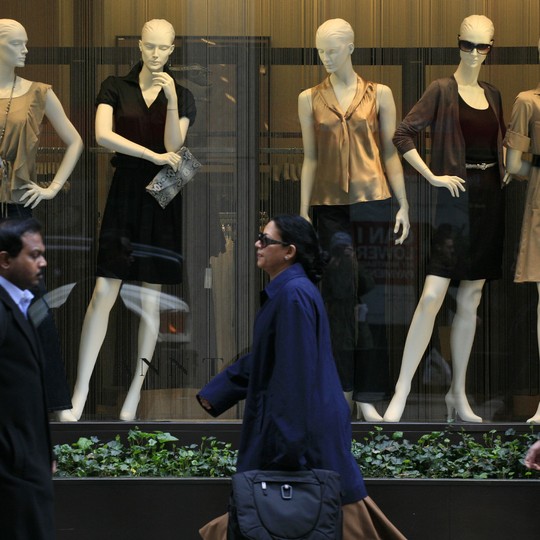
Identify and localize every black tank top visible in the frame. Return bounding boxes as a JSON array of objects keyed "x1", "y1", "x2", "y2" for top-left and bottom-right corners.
[{"x1": 458, "y1": 95, "x2": 498, "y2": 163}]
